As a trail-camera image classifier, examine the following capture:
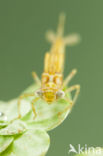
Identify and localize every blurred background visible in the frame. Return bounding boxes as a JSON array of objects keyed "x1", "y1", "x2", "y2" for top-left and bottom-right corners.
[{"x1": 0, "y1": 0, "x2": 103, "y2": 156}]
